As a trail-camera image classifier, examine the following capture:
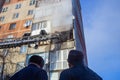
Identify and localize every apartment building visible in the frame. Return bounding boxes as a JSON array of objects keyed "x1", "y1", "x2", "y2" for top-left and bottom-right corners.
[
  {"x1": 0, "y1": 0, "x2": 87, "y2": 80},
  {"x1": 0, "y1": 0, "x2": 35, "y2": 39}
]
